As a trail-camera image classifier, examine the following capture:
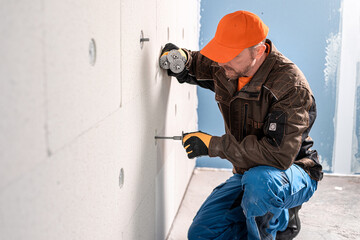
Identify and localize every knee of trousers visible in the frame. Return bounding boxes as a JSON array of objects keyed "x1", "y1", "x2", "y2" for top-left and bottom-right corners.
[
  {"x1": 241, "y1": 166, "x2": 286, "y2": 218},
  {"x1": 187, "y1": 223, "x2": 199, "y2": 240},
  {"x1": 188, "y1": 222, "x2": 216, "y2": 240}
]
